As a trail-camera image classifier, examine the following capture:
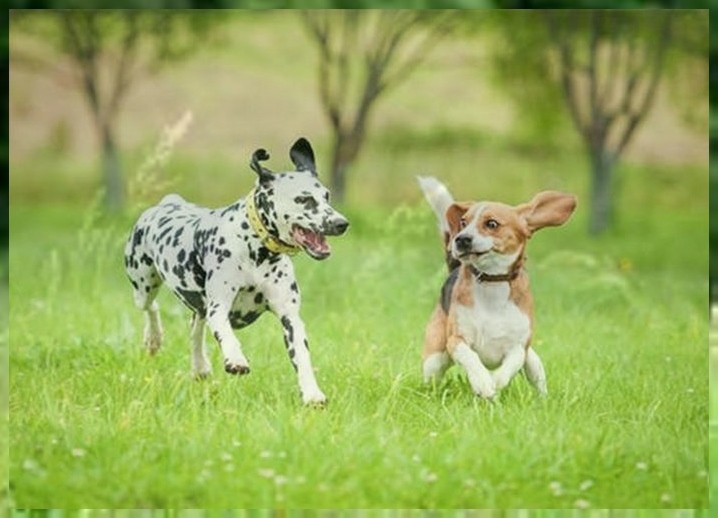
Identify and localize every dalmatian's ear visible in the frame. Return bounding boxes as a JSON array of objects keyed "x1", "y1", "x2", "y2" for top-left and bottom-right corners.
[
  {"x1": 250, "y1": 148, "x2": 274, "y2": 185},
  {"x1": 289, "y1": 137, "x2": 317, "y2": 176}
]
